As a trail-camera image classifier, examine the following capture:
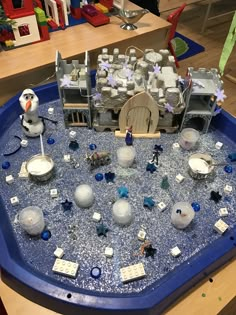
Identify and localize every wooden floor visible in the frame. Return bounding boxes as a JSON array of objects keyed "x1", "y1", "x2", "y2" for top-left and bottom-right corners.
[
  {"x1": 161, "y1": 0, "x2": 236, "y2": 117},
  {"x1": 0, "y1": 298, "x2": 7, "y2": 315}
]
